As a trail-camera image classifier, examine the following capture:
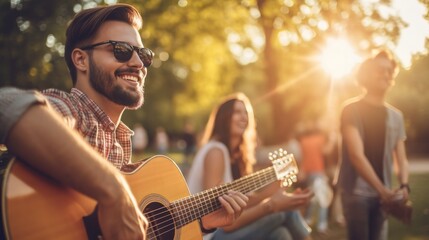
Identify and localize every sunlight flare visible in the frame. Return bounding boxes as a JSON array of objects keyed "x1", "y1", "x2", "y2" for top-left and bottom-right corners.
[{"x1": 319, "y1": 38, "x2": 361, "y2": 80}]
